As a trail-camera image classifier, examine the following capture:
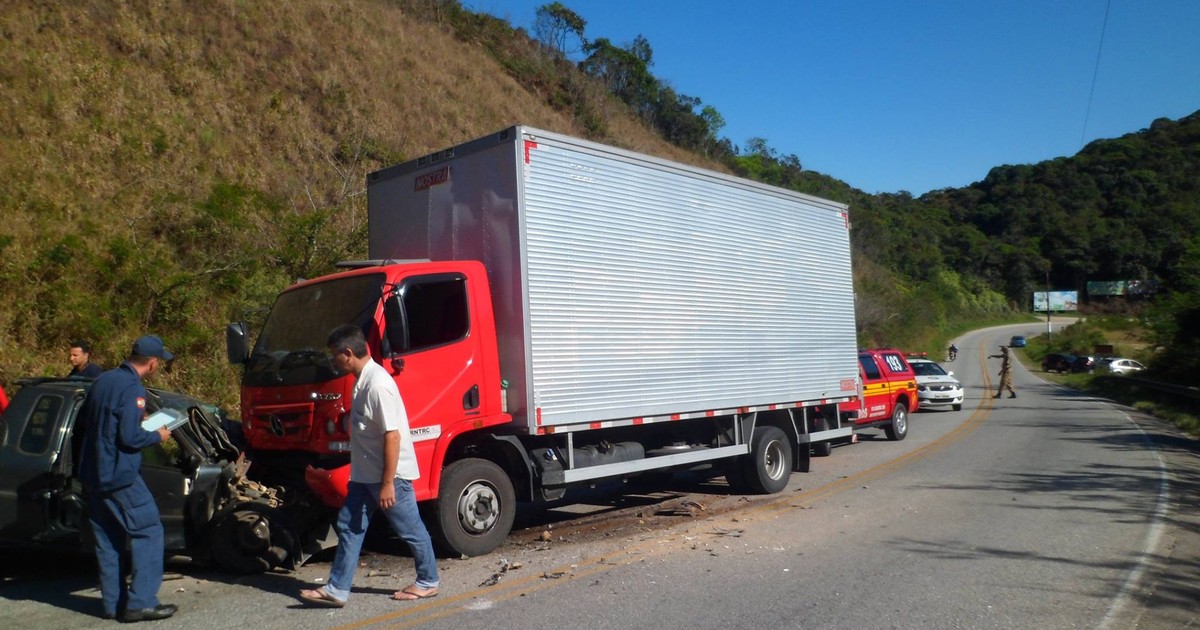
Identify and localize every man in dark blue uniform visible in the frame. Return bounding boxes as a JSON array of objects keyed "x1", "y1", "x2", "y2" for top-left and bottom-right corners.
[{"x1": 79, "y1": 335, "x2": 177, "y2": 622}]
